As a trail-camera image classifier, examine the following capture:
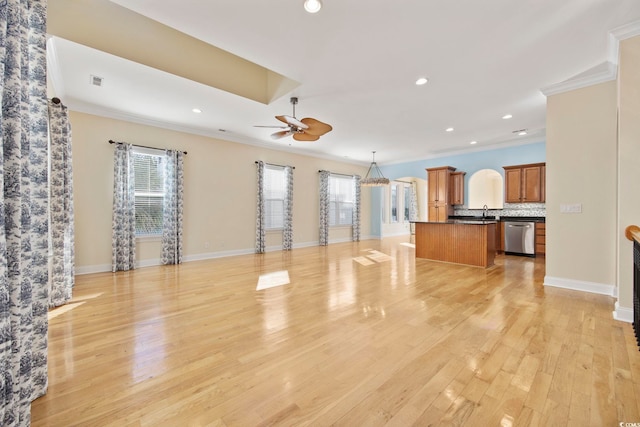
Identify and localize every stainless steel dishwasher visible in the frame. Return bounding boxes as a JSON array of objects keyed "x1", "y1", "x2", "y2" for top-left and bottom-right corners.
[{"x1": 504, "y1": 221, "x2": 536, "y2": 256}]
